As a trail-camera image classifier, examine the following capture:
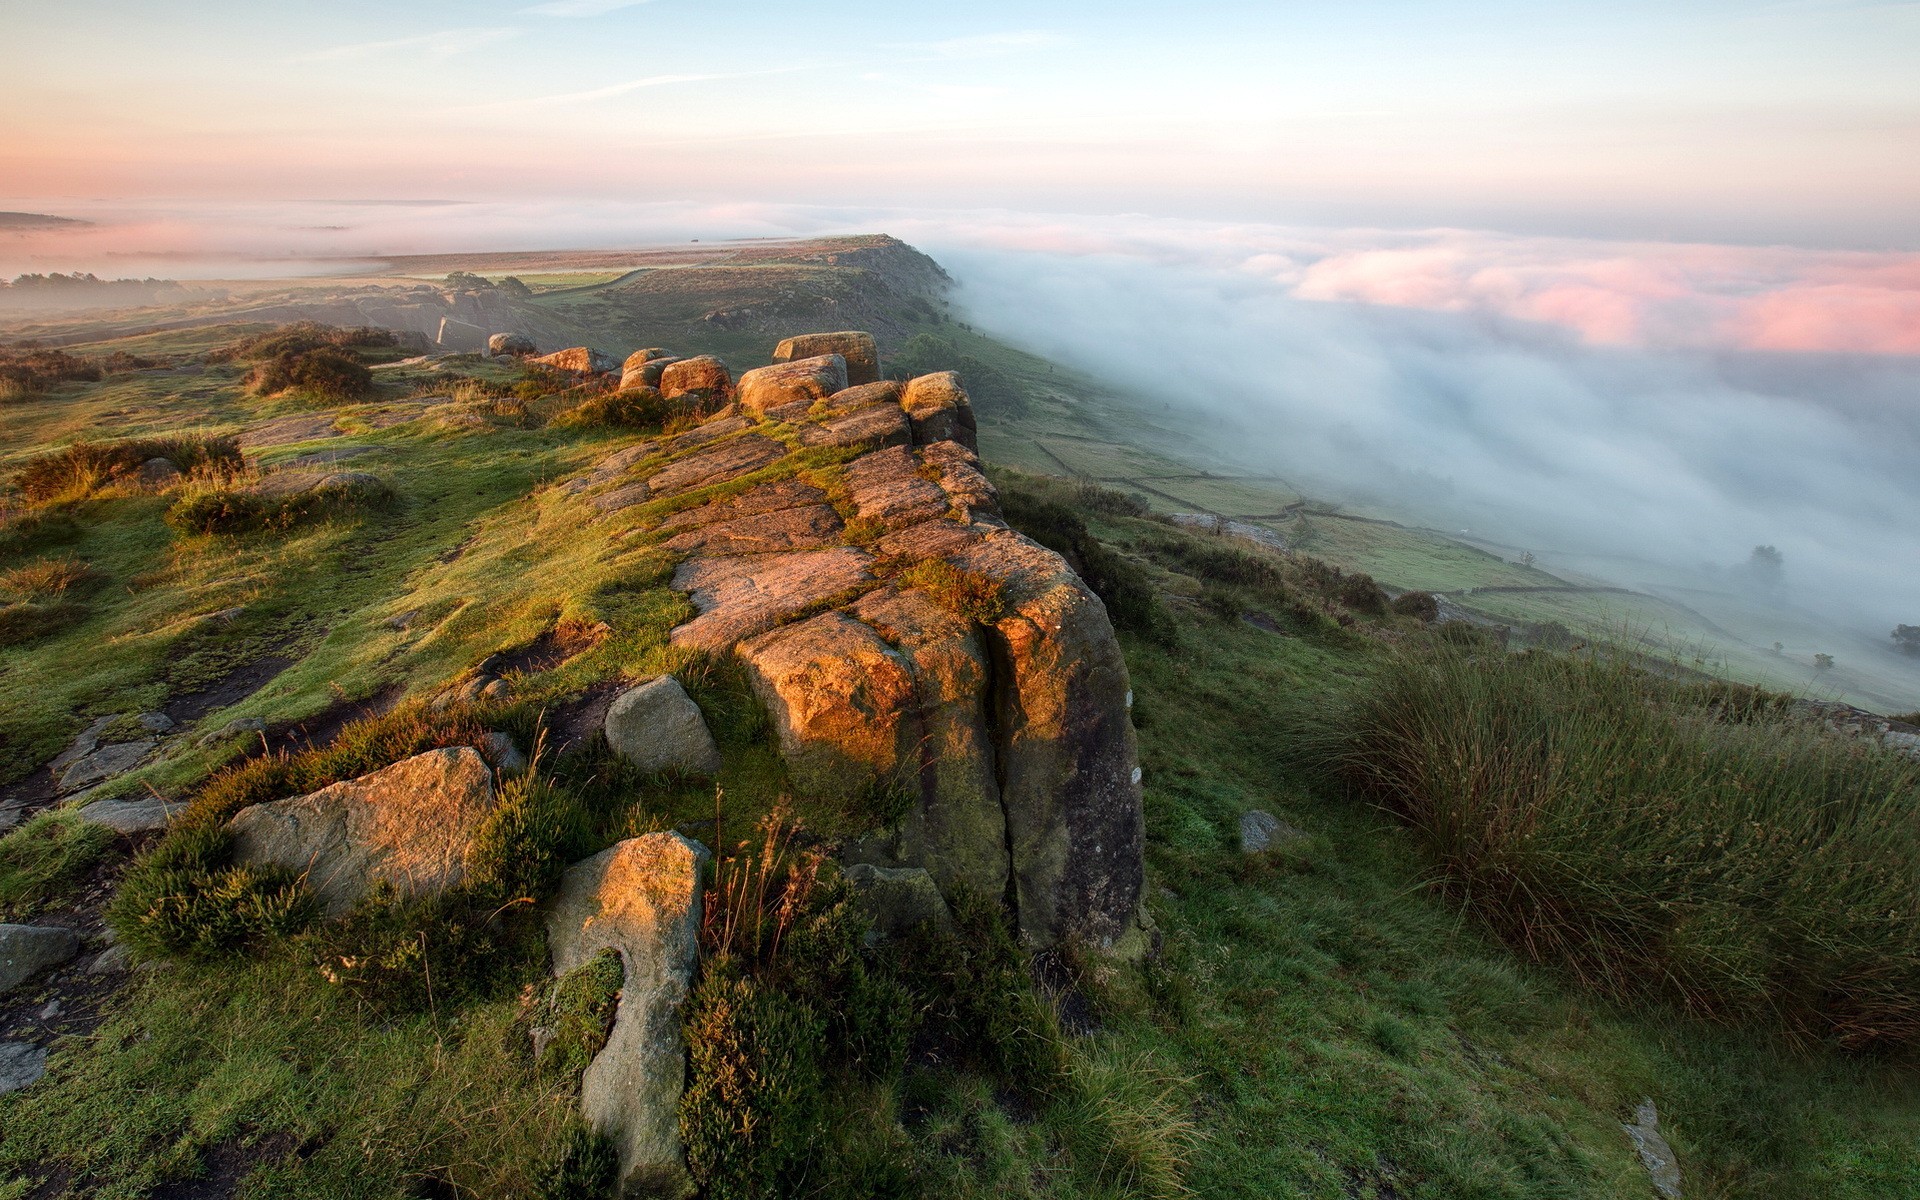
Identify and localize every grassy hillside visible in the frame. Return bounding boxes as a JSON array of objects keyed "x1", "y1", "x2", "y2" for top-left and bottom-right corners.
[{"x1": 3, "y1": 238, "x2": 1919, "y2": 1198}]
